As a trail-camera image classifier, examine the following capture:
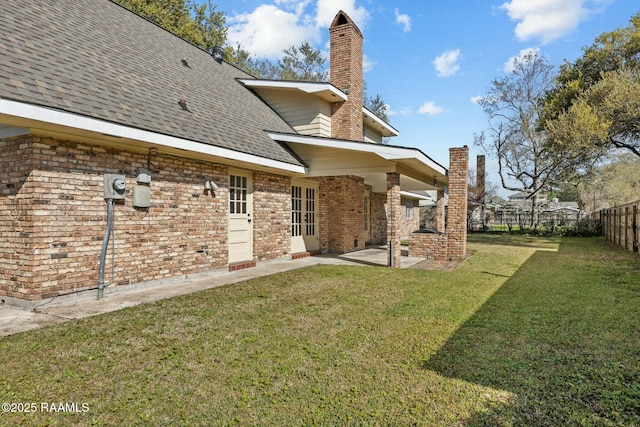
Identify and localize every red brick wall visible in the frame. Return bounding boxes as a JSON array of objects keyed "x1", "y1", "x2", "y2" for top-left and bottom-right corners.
[
  {"x1": 0, "y1": 135, "x2": 292, "y2": 301},
  {"x1": 446, "y1": 146, "x2": 469, "y2": 260},
  {"x1": 329, "y1": 12, "x2": 363, "y2": 142}
]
